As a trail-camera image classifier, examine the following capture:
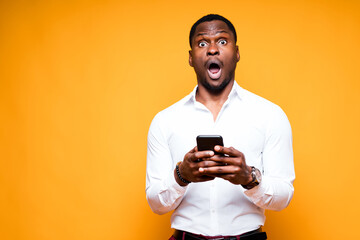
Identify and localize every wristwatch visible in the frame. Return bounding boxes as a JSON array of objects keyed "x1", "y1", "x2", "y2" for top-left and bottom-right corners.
[{"x1": 241, "y1": 166, "x2": 262, "y2": 190}]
